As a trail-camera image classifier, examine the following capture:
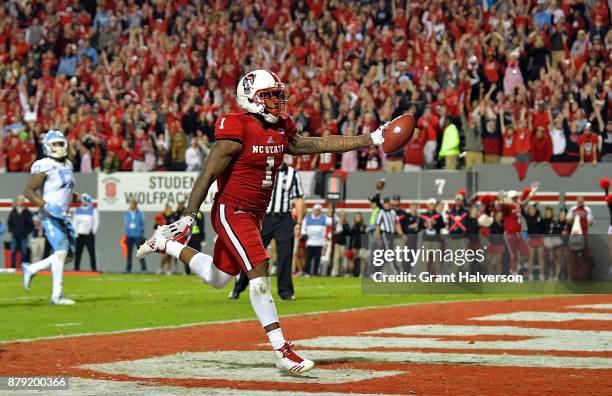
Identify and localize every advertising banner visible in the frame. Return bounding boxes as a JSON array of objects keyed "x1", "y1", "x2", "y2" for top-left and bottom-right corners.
[{"x1": 97, "y1": 172, "x2": 217, "y2": 212}]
